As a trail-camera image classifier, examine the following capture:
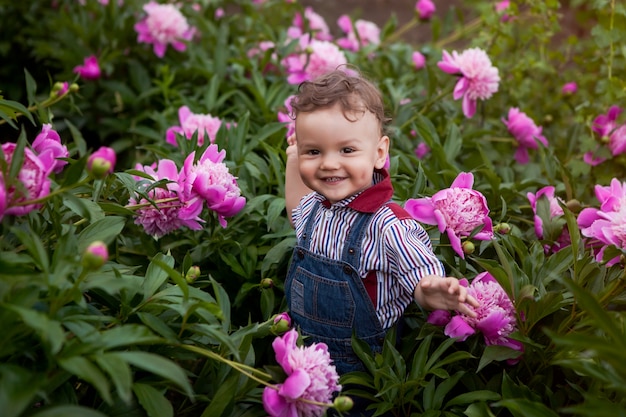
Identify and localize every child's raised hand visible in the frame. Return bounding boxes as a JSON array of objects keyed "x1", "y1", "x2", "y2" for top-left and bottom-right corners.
[
  {"x1": 286, "y1": 134, "x2": 298, "y2": 158},
  {"x1": 414, "y1": 275, "x2": 479, "y2": 317}
]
